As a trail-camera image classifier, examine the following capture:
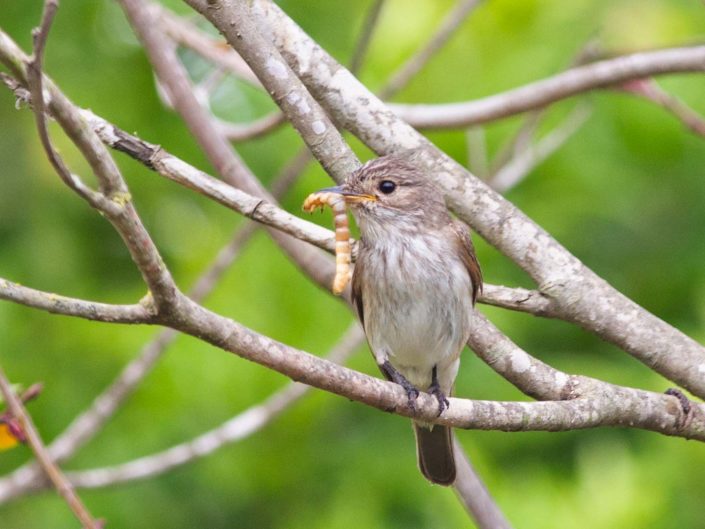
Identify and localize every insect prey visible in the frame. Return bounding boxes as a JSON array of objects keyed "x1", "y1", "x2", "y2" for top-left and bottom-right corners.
[{"x1": 302, "y1": 191, "x2": 352, "y2": 295}]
